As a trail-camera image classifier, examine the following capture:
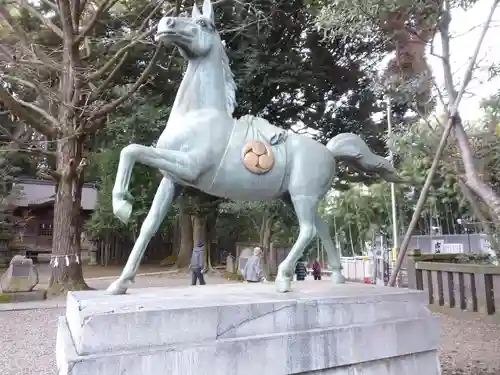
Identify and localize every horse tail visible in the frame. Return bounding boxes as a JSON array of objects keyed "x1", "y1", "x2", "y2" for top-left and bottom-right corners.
[{"x1": 326, "y1": 133, "x2": 402, "y2": 183}]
